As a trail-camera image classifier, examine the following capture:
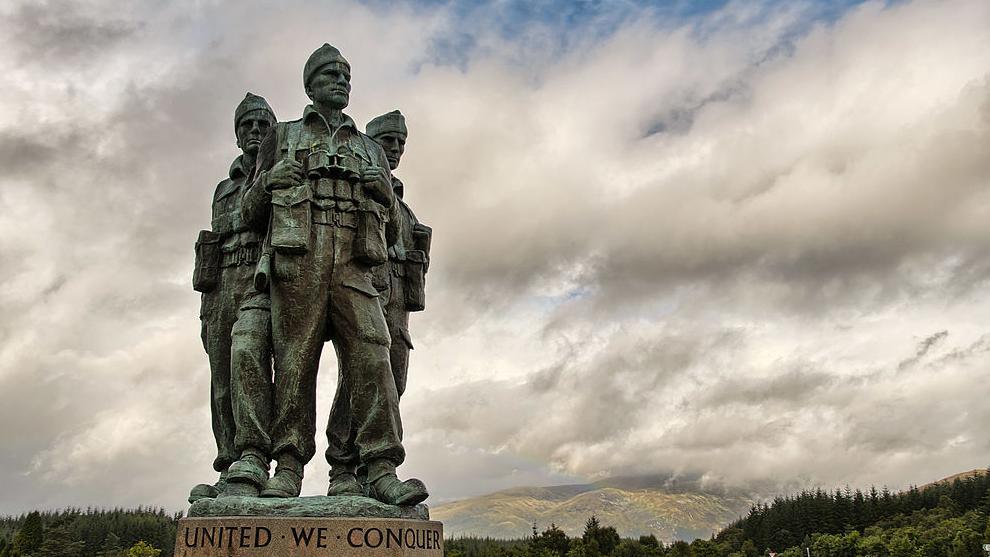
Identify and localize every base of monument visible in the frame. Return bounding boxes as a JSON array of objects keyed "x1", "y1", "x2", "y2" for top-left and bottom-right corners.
[
  {"x1": 189, "y1": 495, "x2": 429, "y2": 520},
  {"x1": 175, "y1": 516, "x2": 443, "y2": 557}
]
